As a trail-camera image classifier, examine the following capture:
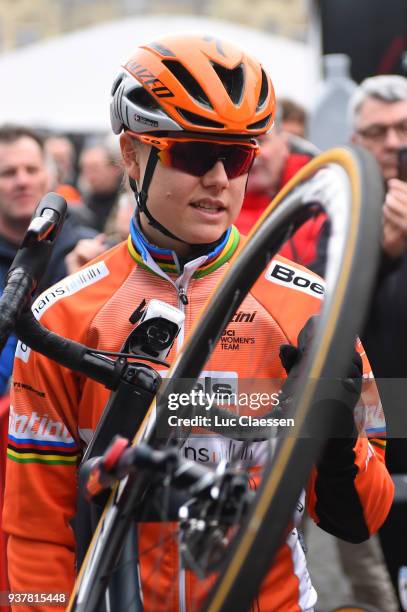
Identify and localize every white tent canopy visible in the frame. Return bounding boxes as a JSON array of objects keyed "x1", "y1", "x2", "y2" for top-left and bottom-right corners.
[{"x1": 0, "y1": 15, "x2": 320, "y2": 133}]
